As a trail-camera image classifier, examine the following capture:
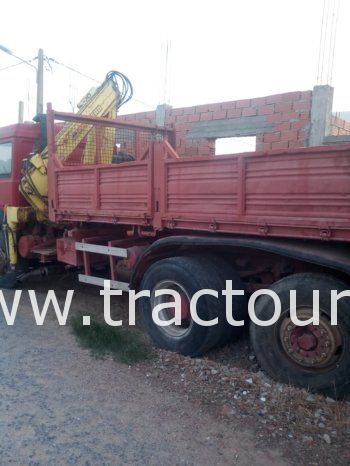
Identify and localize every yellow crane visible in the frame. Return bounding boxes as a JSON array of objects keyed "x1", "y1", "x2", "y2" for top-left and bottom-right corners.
[{"x1": 6, "y1": 71, "x2": 133, "y2": 266}]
